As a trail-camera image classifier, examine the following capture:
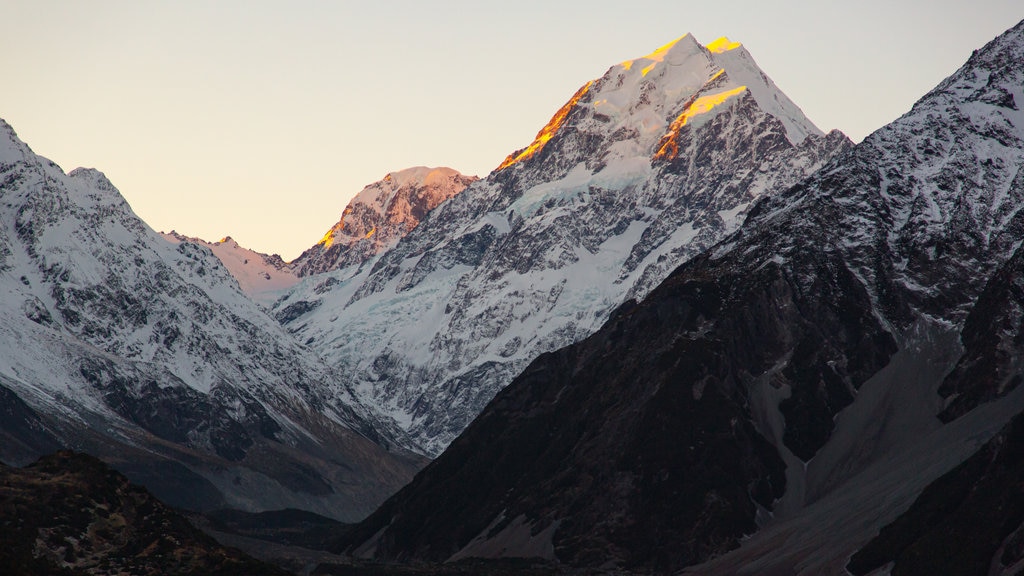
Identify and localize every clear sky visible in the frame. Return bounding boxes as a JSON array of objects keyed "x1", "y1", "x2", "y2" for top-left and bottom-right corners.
[{"x1": 3, "y1": 1, "x2": 1022, "y2": 260}]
